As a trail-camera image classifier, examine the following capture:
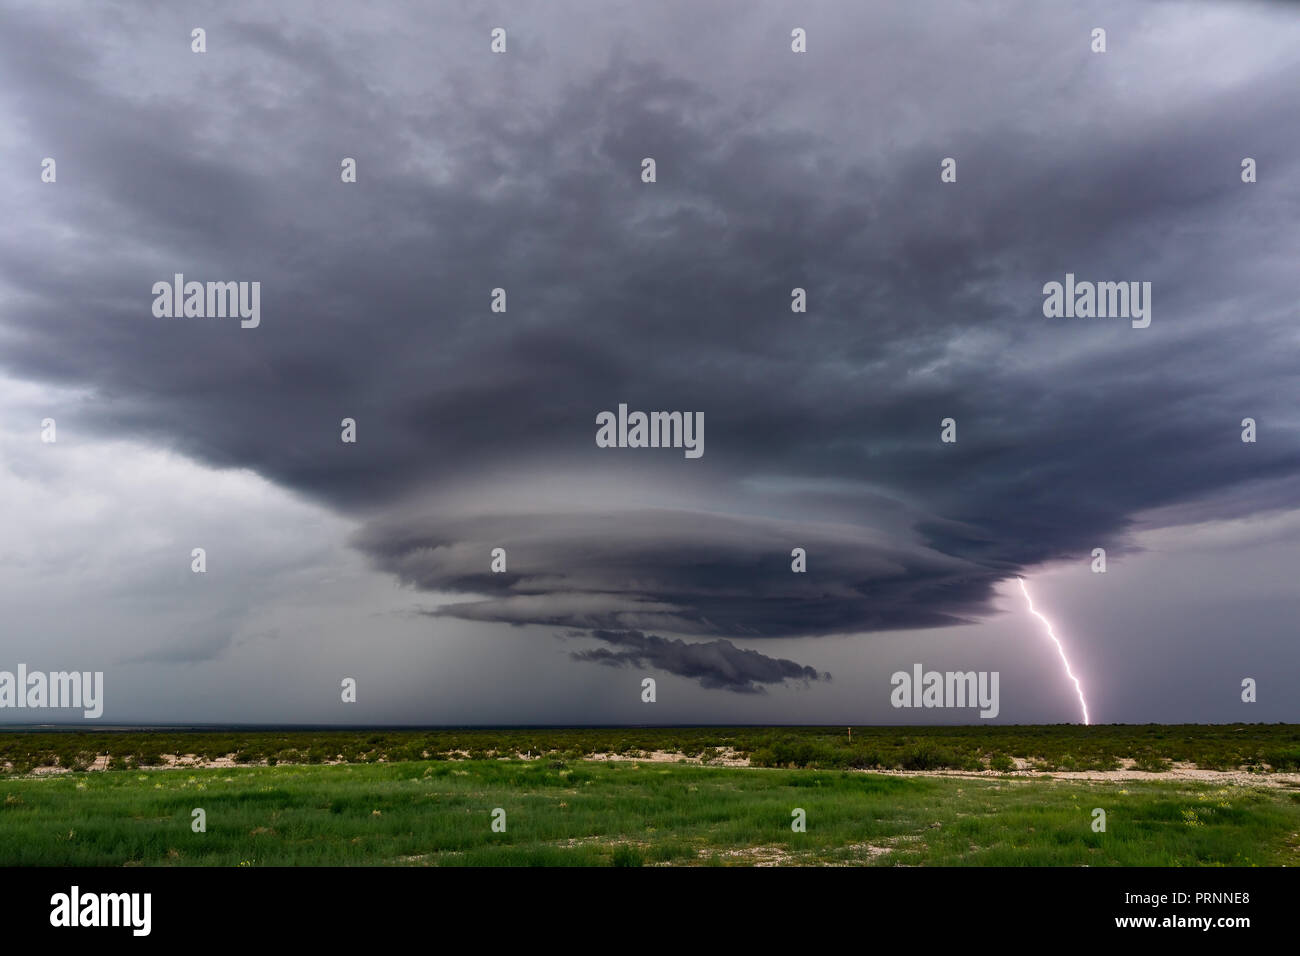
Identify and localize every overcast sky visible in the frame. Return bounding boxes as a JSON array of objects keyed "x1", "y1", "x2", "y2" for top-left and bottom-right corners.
[{"x1": 1, "y1": 0, "x2": 1298, "y2": 725}]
